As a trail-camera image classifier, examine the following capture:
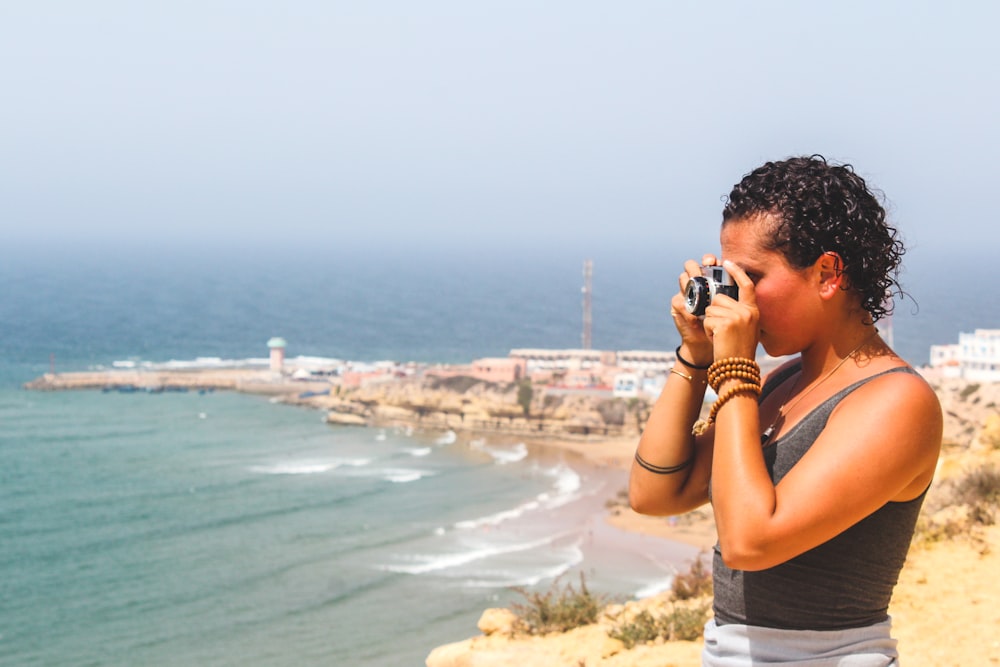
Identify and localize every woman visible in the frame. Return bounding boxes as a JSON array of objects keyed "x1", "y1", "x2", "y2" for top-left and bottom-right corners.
[{"x1": 630, "y1": 156, "x2": 942, "y2": 665}]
